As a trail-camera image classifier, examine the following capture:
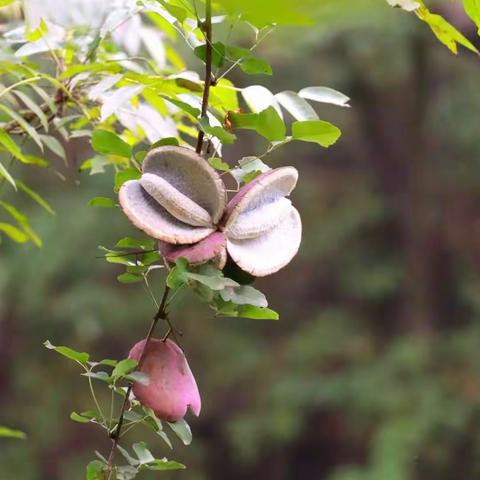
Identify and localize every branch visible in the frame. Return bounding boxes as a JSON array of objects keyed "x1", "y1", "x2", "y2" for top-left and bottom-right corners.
[{"x1": 195, "y1": 0, "x2": 213, "y2": 155}]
